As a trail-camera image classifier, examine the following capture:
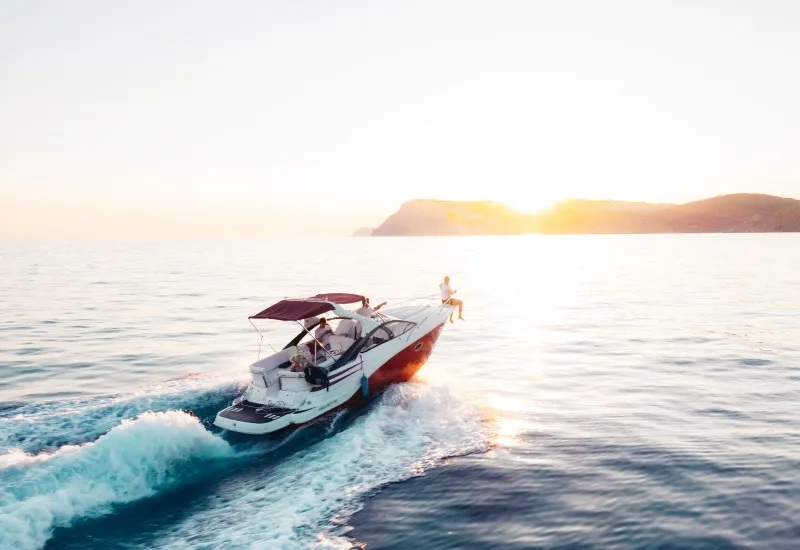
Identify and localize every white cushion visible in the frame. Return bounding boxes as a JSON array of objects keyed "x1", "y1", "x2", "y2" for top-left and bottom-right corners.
[
  {"x1": 334, "y1": 319, "x2": 360, "y2": 338},
  {"x1": 327, "y1": 335, "x2": 355, "y2": 355}
]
